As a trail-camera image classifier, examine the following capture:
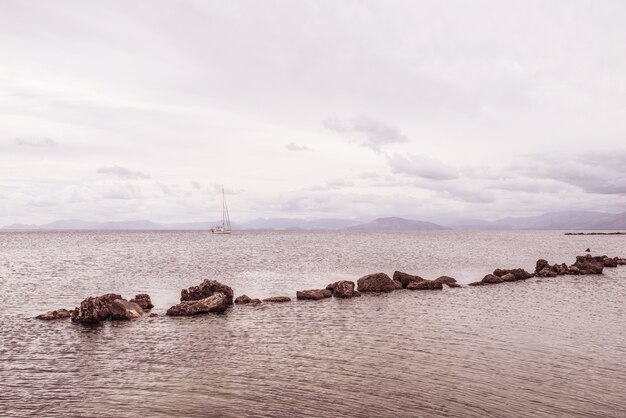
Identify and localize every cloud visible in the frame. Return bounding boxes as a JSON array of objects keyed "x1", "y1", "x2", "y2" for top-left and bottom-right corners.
[
  {"x1": 387, "y1": 153, "x2": 459, "y2": 180},
  {"x1": 16, "y1": 137, "x2": 58, "y2": 147},
  {"x1": 325, "y1": 116, "x2": 409, "y2": 151},
  {"x1": 285, "y1": 142, "x2": 308, "y2": 151},
  {"x1": 97, "y1": 165, "x2": 150, "y2": 179}
]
